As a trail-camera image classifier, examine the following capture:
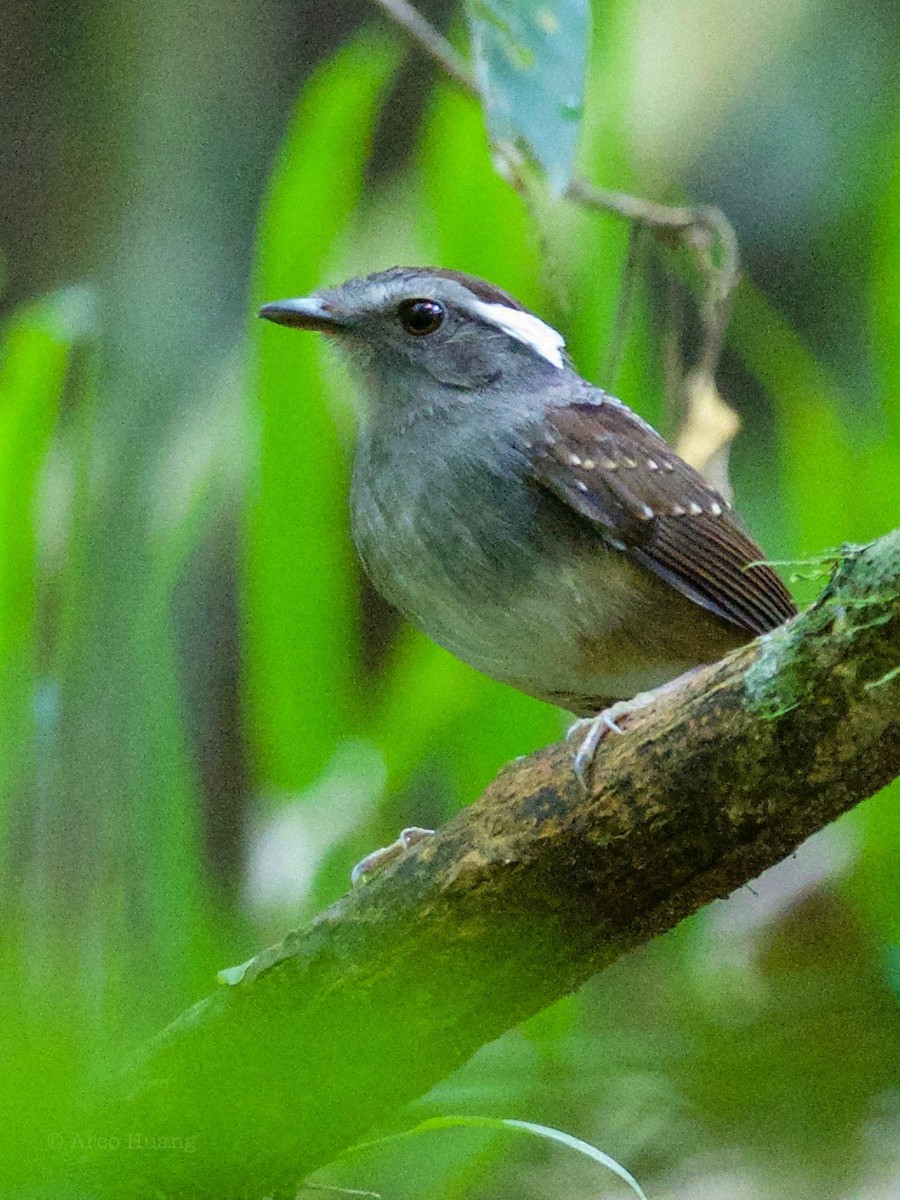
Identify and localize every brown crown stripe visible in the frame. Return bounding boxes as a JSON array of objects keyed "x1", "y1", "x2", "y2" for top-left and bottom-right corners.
[{"x1": 411, "y1": 267, "x2": 531, "y2": 314}]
